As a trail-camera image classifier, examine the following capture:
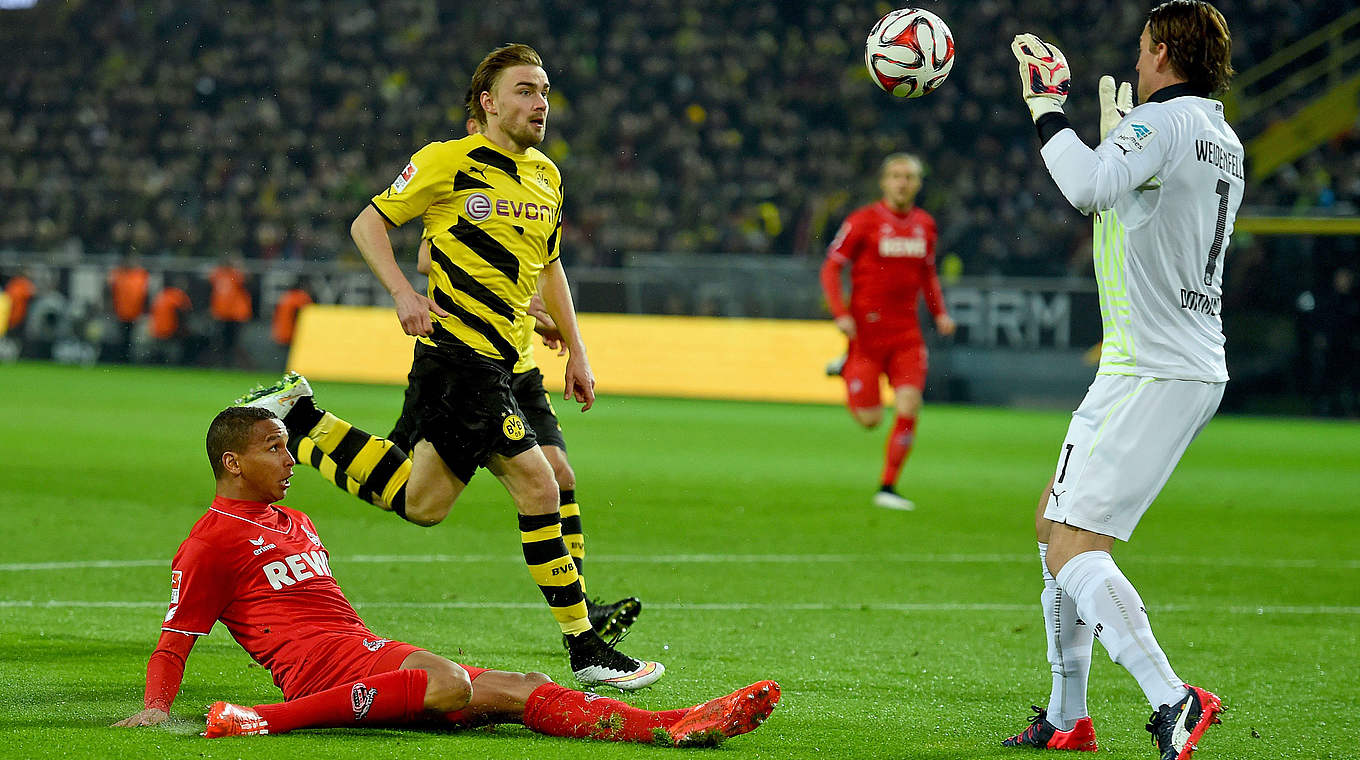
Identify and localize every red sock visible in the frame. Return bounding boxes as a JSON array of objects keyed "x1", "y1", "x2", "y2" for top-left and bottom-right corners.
[
  {"x1": 657, "y1": 707, "x2": 691, "y2": 725},
  {"x1": 880, "y1": 415, "x2": 917, "y2": 487},
  {"x1": 253, "y1": 668, "x2": 428, "y2": 734},
  {"x1": 522, "y1": 682, "x2": 668, "y2": 743}
]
